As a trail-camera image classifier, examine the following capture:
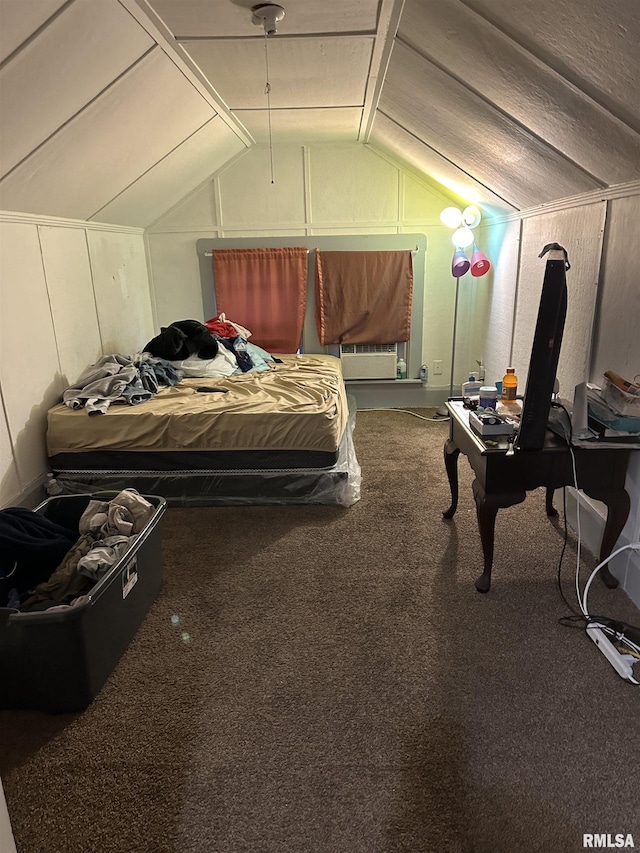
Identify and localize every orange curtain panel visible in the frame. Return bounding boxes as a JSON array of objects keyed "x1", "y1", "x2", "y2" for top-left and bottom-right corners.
[
  {"x1": 315, "y1": 250, "x2": 413, "y2": 345},
  {"x1": 211, "y1": 248, "x2": 308, "y2": 353}
]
